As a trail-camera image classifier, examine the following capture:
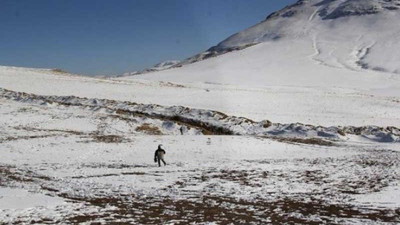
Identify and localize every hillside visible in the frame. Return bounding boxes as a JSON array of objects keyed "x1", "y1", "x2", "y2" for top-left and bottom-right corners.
[
  {"x1": 121, "y1": 0, "x2": 400, "y2": 95},
  {"x1": 1, "y1": 1, "x2": 400, "y2": 223}
]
